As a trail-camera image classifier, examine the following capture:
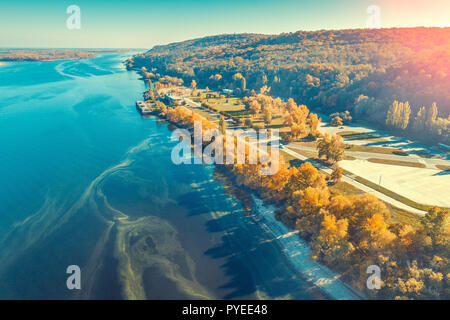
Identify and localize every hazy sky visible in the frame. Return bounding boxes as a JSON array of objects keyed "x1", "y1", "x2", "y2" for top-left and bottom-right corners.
[{"x1": 1, "y1": 0, "x2": 449, "y2": 49}]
